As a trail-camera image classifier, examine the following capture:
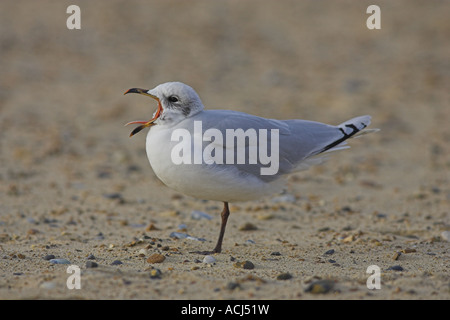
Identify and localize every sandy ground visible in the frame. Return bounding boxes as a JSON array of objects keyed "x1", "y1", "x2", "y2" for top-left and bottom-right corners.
[{"x1": 0, "y1": 1, "x2": 449, "y2": 300}]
